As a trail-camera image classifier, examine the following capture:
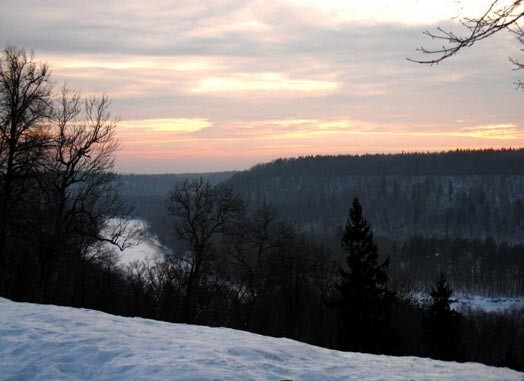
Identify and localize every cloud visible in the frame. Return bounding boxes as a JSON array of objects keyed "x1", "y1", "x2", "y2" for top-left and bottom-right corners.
[
  {"x1": 456, "y1": 124, "x2": 523, "y2": 140},
  {"x1": 1, "y1": 0, "x2": 523, "y2": 173},
  {"x1": 120, "y1": 118, "x2": 211, "y2": 133},
  {"x1": 287, "y1": 0, "x2": 507, "y2": 26},
  {"x1": 193, "y1": 73, "x2": 337, "y2": 95}
]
